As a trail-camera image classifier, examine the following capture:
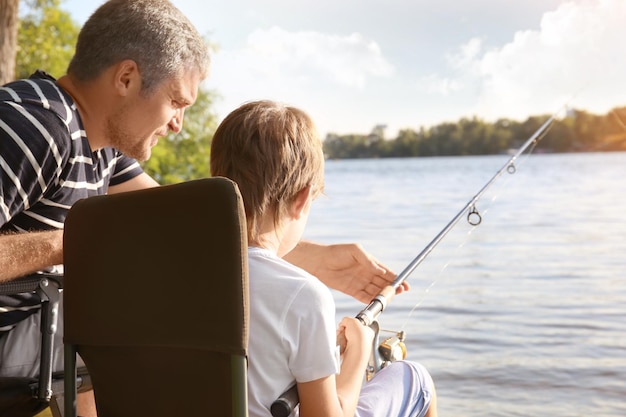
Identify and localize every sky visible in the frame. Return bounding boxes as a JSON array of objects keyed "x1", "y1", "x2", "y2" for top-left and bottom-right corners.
[{"x1": 61, "y1": 0, "x2": 626, "y2": 138}]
